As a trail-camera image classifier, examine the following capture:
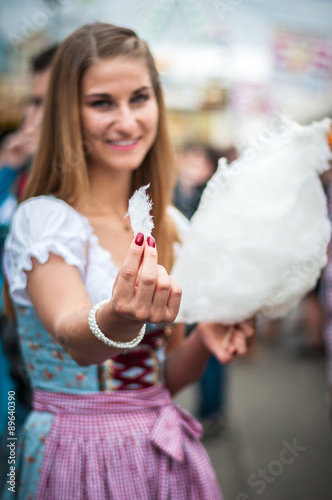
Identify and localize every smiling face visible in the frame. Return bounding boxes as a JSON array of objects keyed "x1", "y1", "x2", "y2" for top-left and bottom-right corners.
[{"x1": 80, "y1": 57, "x2": 159, "y2": 175}]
